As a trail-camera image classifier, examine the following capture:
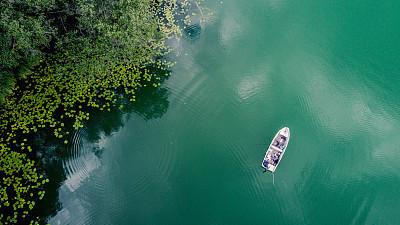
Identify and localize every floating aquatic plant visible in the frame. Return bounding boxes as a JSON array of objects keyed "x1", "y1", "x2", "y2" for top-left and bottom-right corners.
[{"x1": 0, "y1": 0, "x2": 212, "y2": 223}]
